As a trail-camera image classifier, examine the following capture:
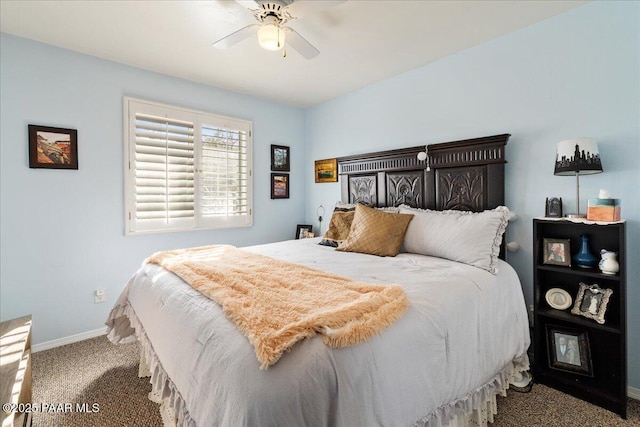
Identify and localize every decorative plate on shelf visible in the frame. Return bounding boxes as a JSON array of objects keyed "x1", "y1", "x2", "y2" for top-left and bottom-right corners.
[{"x1": 545, "y1": 288, "x2": 572, "y2": 310}]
